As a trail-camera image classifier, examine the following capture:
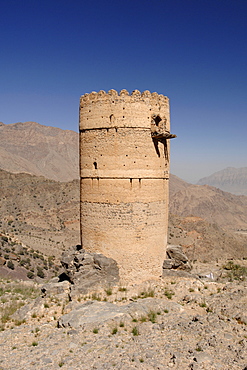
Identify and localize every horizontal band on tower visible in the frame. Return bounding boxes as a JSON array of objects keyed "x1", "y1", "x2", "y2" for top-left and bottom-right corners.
[
  {"x1": 80, "y1": 176, "x2": 169, "y2": 180},
  {"x1": 80, "y1": 126, "x2": 151, "y2": 132}
]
